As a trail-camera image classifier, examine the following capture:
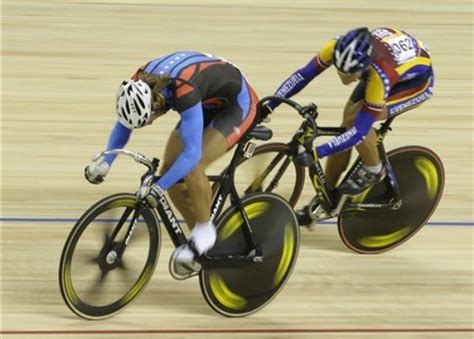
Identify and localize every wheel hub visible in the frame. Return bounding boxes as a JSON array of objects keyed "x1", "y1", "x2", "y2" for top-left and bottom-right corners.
[
  {"x1": 106, "y1": 250, "x2": 118, "y2": 265},
  {"x1": 98, "y1": 242, "x2": 121, "y2": 271}
]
